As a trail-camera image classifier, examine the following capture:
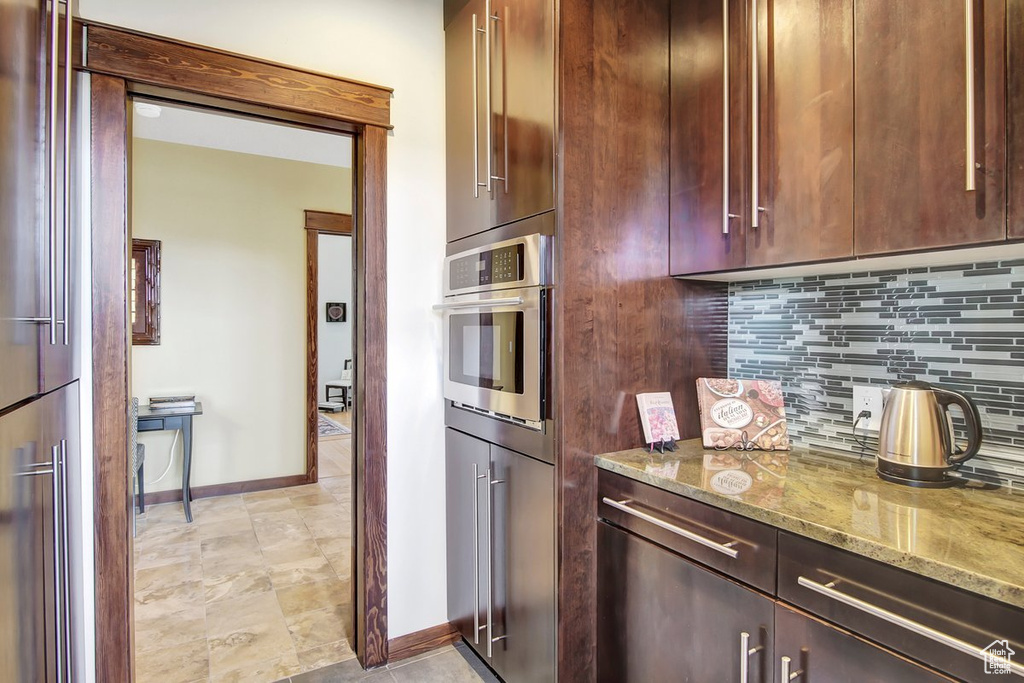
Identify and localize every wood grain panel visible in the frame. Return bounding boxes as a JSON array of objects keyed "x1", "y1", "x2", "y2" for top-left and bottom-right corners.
[
  {"x1": 387, "y1": 622, "x2": 459, "y2": 663},
  {"x1": 90, "y1": 74, "x2": 132, "y2": 683},
  {"x1": 305, "y1": 210, "x2": 353, "y2": 234},
  {"x1": 747, "y1": 0, "x2": 854, "y2": 266},
  {"x1": 306, "y1": 231, "x2": 319, "y2": 484},
  {"x1": 144, "y1": 474, "x2": 309, "y2": 505},
  {"x1": 82, "y1": 23, "x2": 393, "y2": 129},
  {"x1": 1010, "y1": 0, "x2": 1024, "y2": 238},
  {"x1": 853, "y1": 0, "x2": 1006, "y2": 255},
  {"x1": 354, "y1": 125, "x2": 389, "y2": 669},
  {"x1": 558, "y1": 0, "x2": 729, "y2": 678}
]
